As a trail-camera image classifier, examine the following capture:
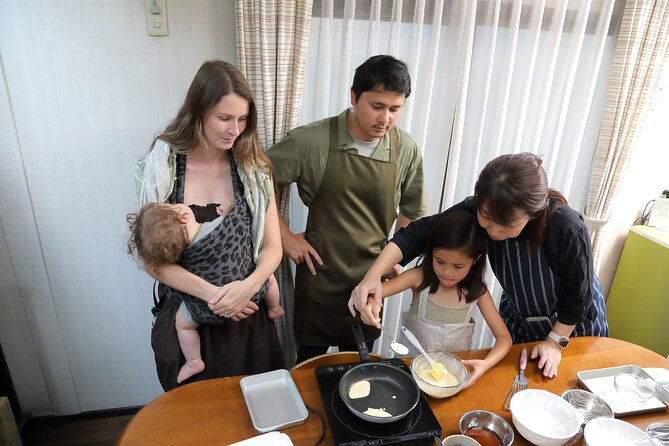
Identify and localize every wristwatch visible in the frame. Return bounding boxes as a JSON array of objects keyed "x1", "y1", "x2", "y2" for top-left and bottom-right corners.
[{"x1": 547, "y1": 331, "x2": 570, "y2": 349}]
